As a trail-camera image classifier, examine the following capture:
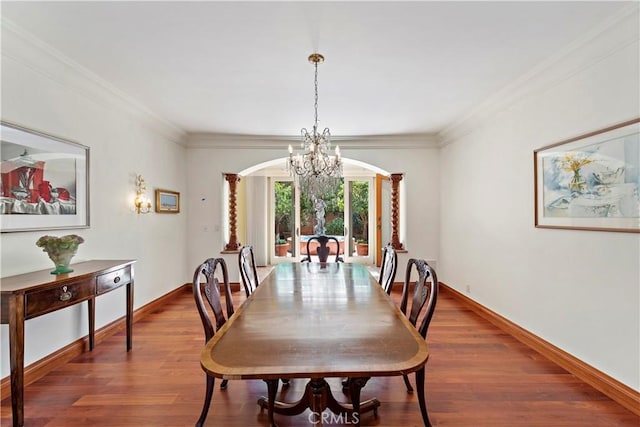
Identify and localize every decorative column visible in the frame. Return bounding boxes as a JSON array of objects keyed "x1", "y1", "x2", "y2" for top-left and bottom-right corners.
[
  {"x1": 224, "y1": 173, "x2": 241, "y2": 251},
  {"x1": 390, "y1": 173, "x2": 404, "y2": 251}
]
